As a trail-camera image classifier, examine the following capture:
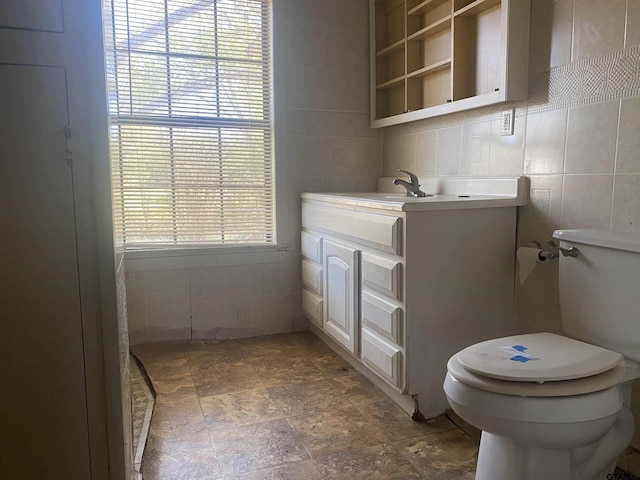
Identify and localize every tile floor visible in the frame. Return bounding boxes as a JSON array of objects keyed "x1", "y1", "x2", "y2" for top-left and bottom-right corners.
[{"x1": 132, "y1": 331, "x2": 479, "y2": 480}]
